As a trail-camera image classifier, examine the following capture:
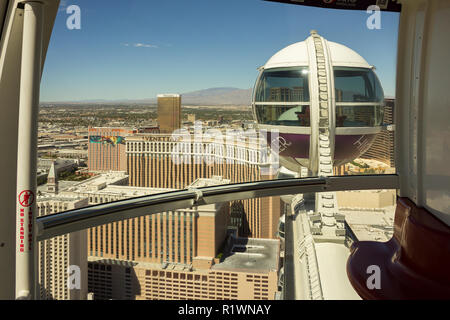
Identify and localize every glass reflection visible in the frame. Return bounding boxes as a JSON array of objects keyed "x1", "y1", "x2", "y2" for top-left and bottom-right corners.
[{"x1": 255, "y1": 68, "x2": 310, "y2": 102}]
